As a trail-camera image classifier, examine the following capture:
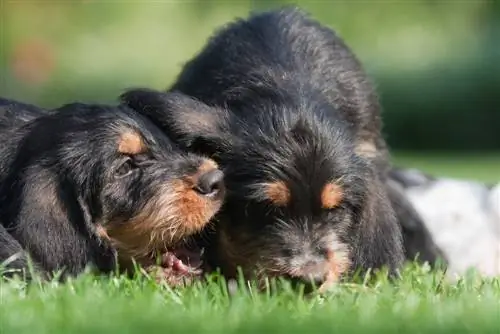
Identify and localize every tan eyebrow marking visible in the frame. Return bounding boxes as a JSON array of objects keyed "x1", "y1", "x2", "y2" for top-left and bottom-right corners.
[
  {"x1": 263, "y1": 181, "x2": 290, "y2": 207},
  {"x1": 321, "y1": 182, "x2": 343, "y2": 209},
  {"x1": 118, "y1": 131, "x2": 146, "y2": 155}
]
